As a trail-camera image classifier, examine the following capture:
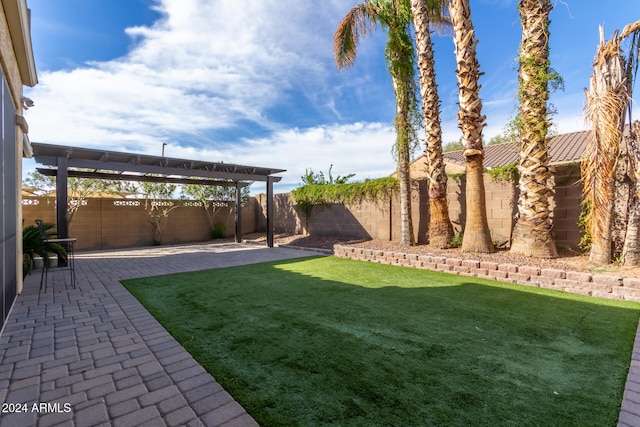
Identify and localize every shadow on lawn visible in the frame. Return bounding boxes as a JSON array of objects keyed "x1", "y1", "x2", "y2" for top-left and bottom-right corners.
[{"x1": 124, "y1": 257, "x2": 640, "y2": 427}]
